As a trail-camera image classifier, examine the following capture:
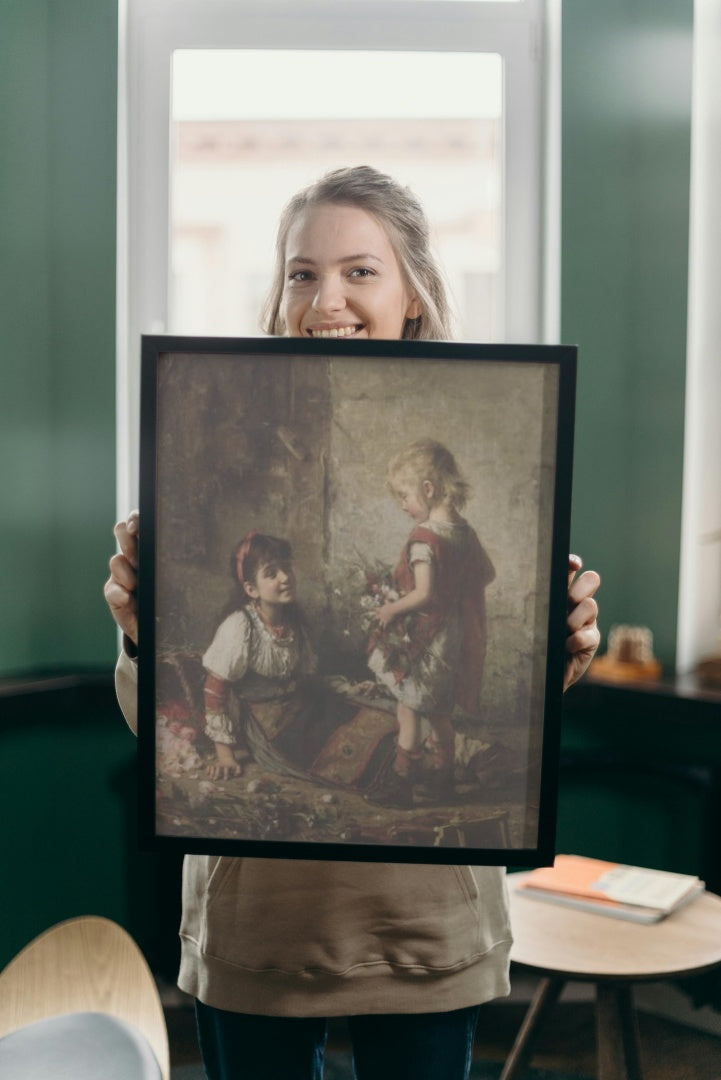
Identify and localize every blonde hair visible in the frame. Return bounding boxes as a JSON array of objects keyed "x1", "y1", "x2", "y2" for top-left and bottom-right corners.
[
  {"x1": 388, "y1": 439, "x2": 470, "y2": 511},
  {"x1": 262, "y1": 165, "x2": 454, "y2": 341}
]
